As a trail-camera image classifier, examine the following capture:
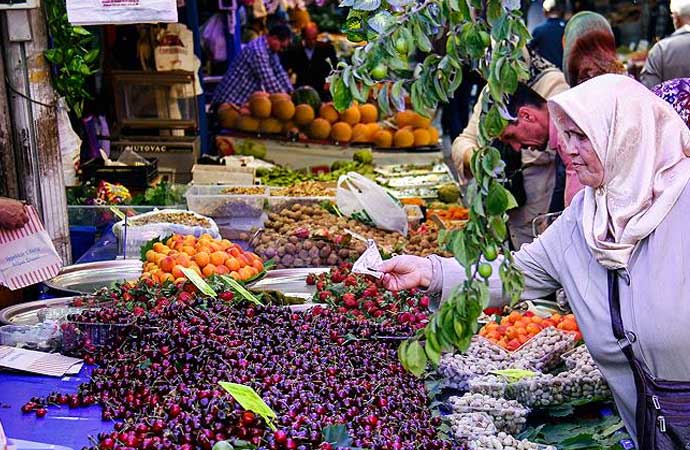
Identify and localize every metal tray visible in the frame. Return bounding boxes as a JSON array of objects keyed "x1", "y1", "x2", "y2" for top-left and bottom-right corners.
[
  {"x1": 0, "y1": 296, "x2": 79, "y2": 325},
  {"x1": 43, "y1": 259, "x2": 143, "y2": 296}
]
